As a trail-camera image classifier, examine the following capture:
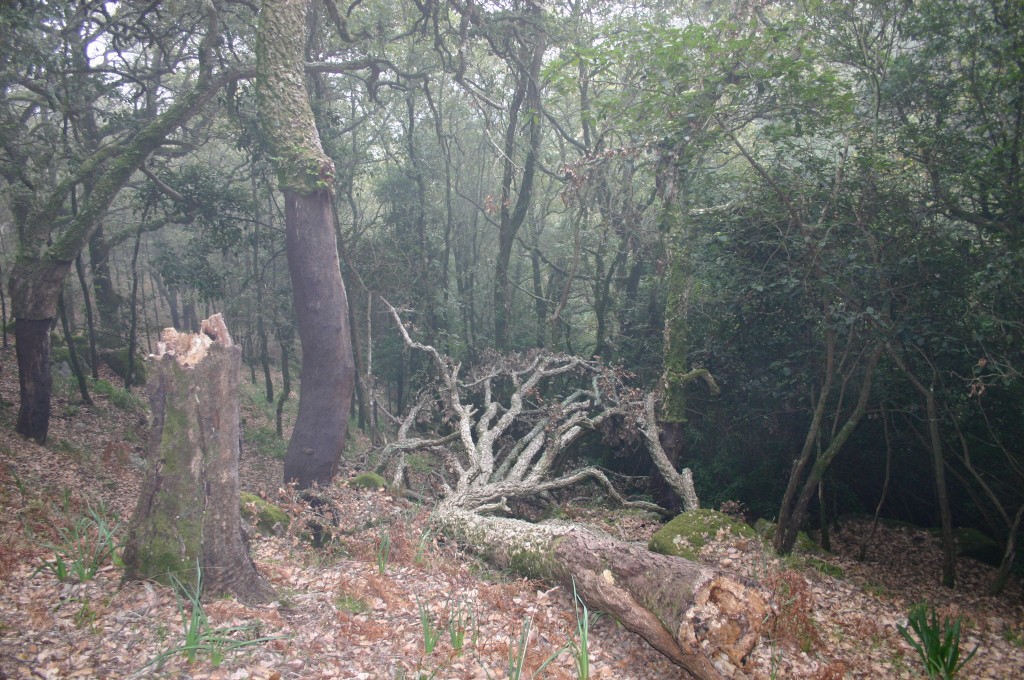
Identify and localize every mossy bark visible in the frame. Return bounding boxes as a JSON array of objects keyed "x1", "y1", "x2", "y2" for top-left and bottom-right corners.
[
  {"x1": 432, "y1": 504, "x2": 765, "y2": 680},
  {"x1": 122, "y1": 315, "x2": 274, "y2": 604},
  {"x1": 257, "y1": 0, "x2": 356, "y2": 489},
  {"x1": 7, "y1": 67, "x2": 239, "y2": 443},
  {"x1": 652, "y1": 205, "x2": 720, "y2": 509}
]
